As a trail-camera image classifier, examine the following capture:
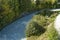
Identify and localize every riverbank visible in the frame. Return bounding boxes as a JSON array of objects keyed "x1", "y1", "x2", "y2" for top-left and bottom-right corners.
[{"x1": 26, "y1": 11, "x2": 58, "y2": 40}]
